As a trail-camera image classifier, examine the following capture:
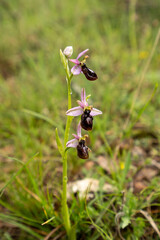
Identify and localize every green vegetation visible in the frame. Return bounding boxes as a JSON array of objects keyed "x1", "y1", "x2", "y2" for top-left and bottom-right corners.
[{"x1": 0, "y1": 0, "x2": 160, "y2": 239}]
